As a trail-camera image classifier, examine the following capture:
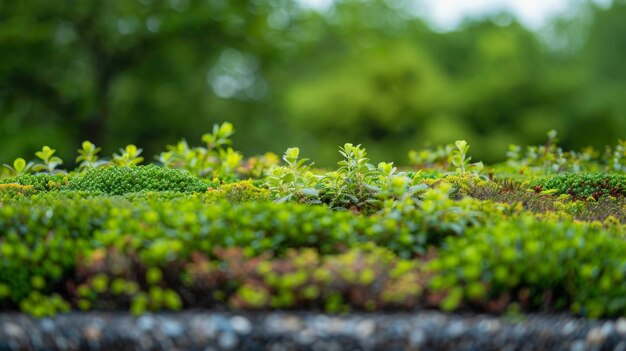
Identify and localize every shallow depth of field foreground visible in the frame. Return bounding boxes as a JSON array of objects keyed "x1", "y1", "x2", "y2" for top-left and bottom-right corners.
[{"x1": 2, "y1": 125, "x2": 626, "y2": 350}]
